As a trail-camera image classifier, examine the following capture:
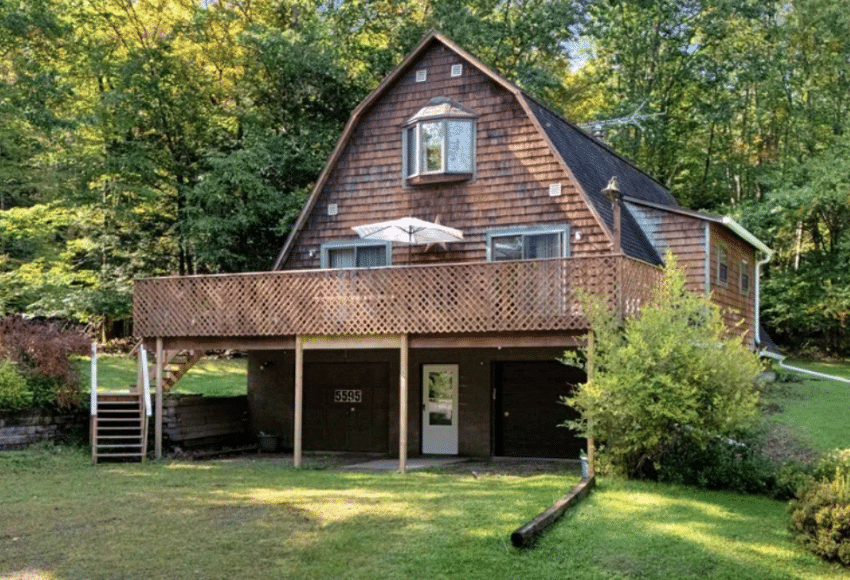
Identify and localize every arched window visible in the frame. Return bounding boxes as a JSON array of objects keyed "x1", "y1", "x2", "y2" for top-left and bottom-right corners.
[{"x1": 403, "y1": 97, "x2": 476, "y2": 184}]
